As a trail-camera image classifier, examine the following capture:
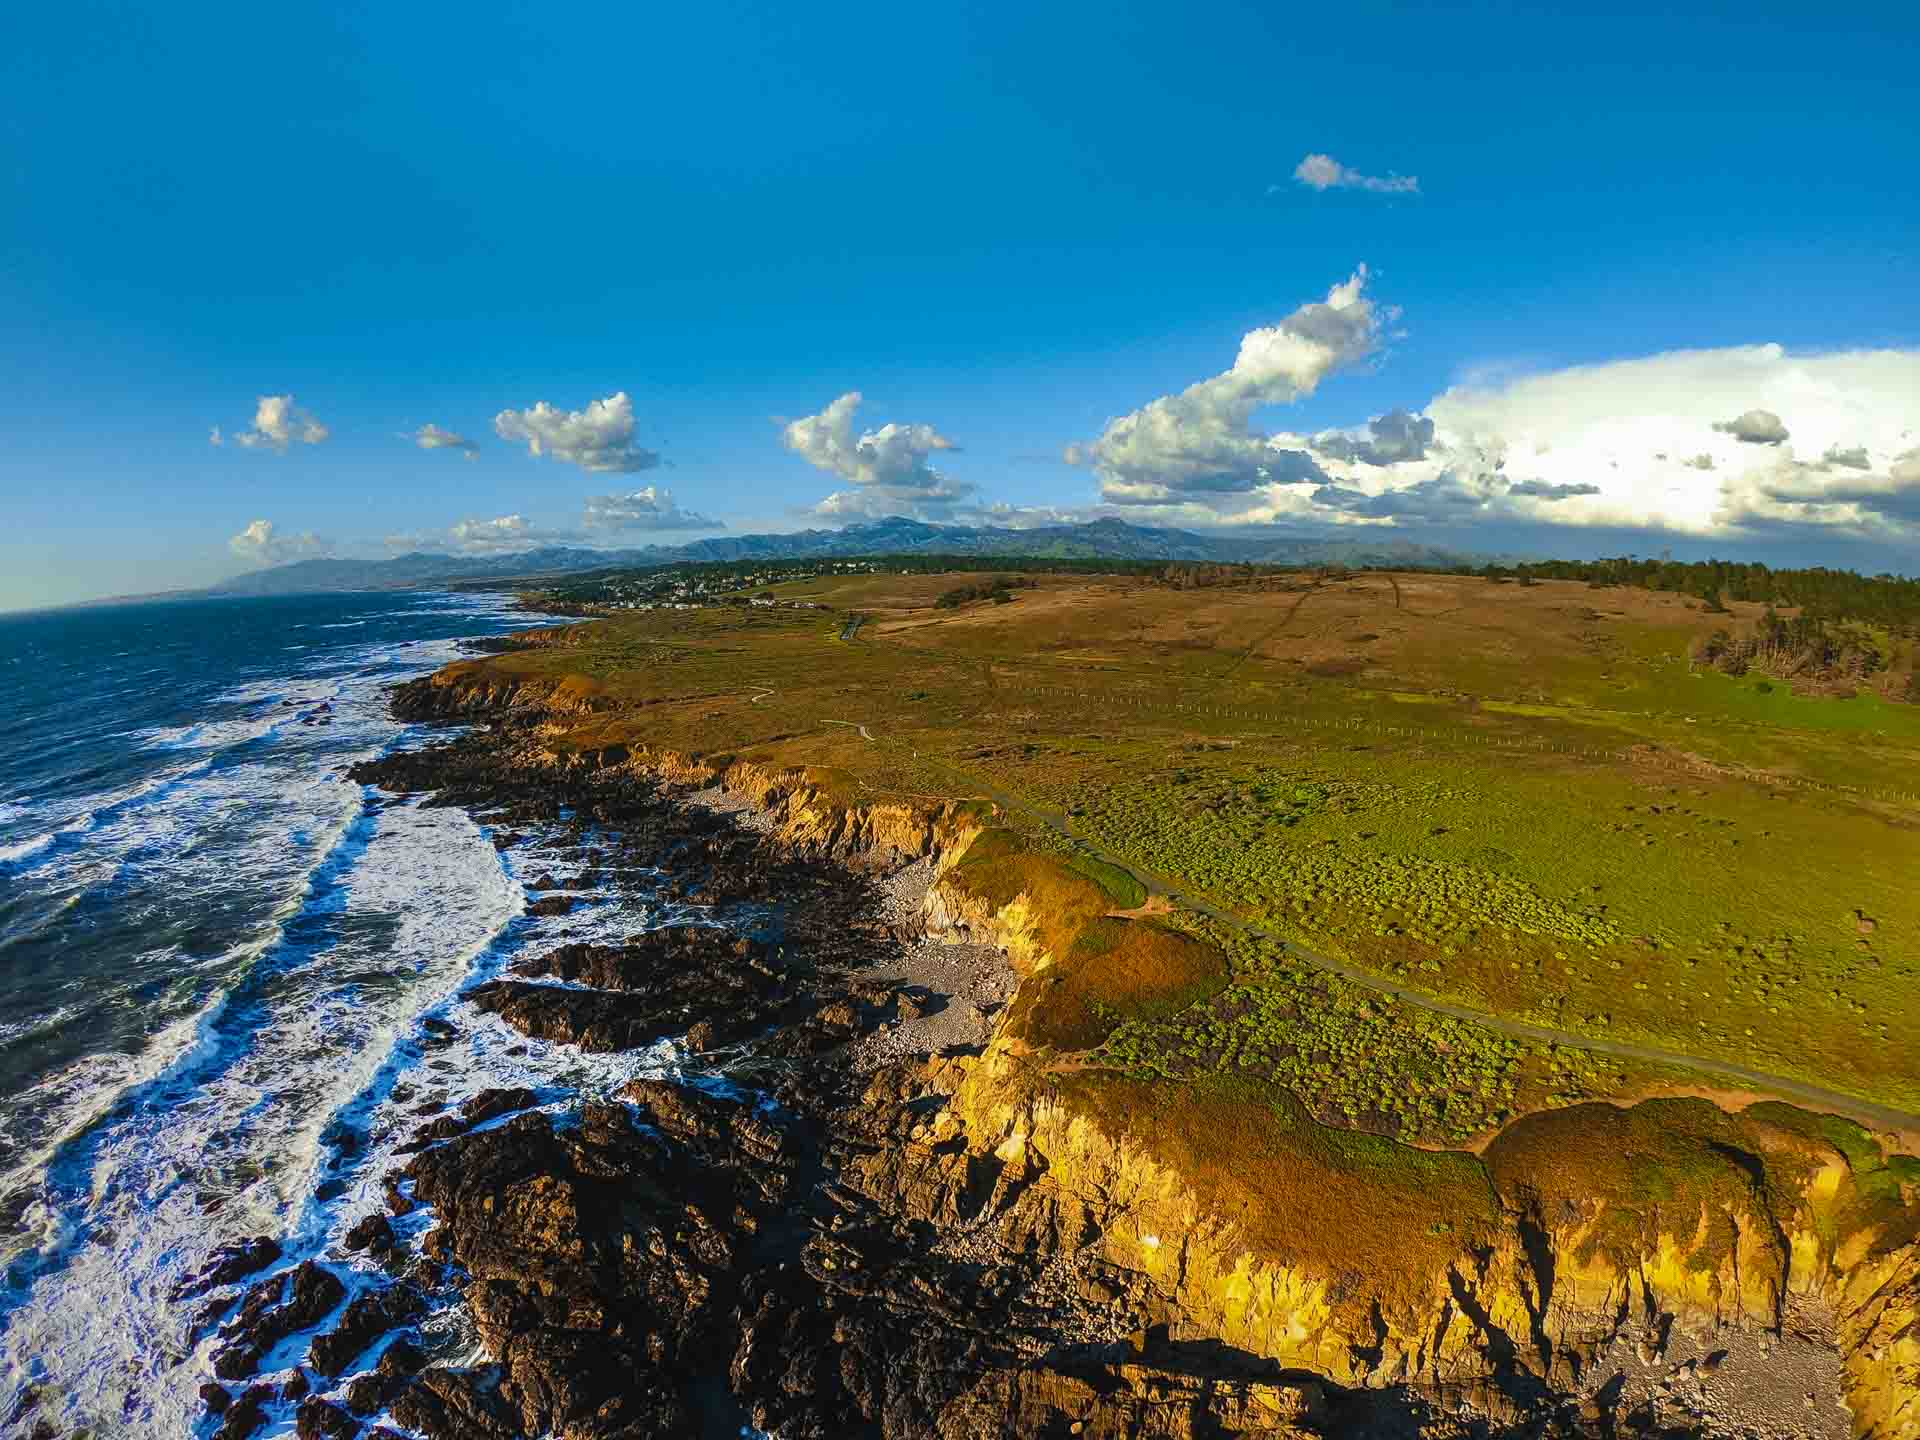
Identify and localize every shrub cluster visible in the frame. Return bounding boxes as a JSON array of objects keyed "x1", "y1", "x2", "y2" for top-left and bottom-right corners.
[
  {"x1": 1693, "y1": 608, "x2": 1891, "y2": 691},
  {"x1": 934, "y1": 574, "x2": 1033, "y2": 609}
]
